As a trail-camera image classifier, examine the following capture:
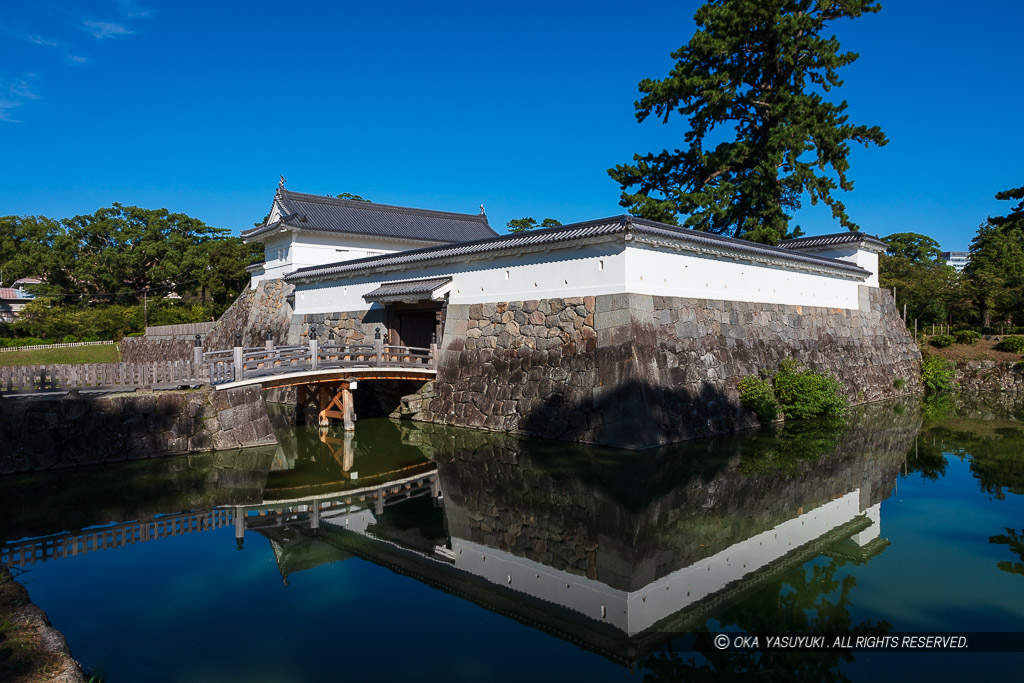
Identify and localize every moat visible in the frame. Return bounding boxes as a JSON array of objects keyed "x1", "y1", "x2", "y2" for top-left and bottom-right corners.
[{"x1": 2, "y1": 394, "x2": 1023, "y2": 681}]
